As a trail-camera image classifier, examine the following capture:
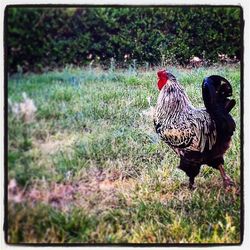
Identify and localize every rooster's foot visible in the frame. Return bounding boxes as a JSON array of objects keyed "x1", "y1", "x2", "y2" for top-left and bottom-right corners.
[
  {"x1": 223, "y1": 175, "x2": 235, "y2": 189},
  {"x1": 218, "y1": 164, "x2": 235, "y2": 189},
  {"x1": 189, "y1": 183, "x2": 196, "y2": 190}
]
